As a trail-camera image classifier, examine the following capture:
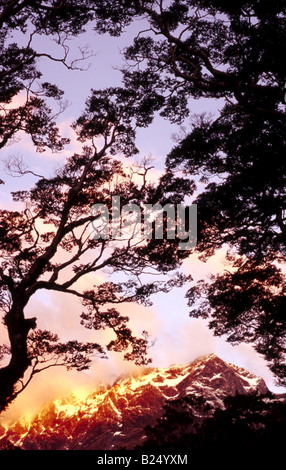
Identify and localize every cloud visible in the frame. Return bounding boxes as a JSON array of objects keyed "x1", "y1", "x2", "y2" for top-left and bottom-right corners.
[
  {"x1": 1, "y1": 279, "x2": 283, "y2": 425},
  {"x1": 182, "y1": 248, "x2": 232, "y2": 281},
  {"x1": 0, "y1": 288, "x2": 162, "y2": 424}
]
